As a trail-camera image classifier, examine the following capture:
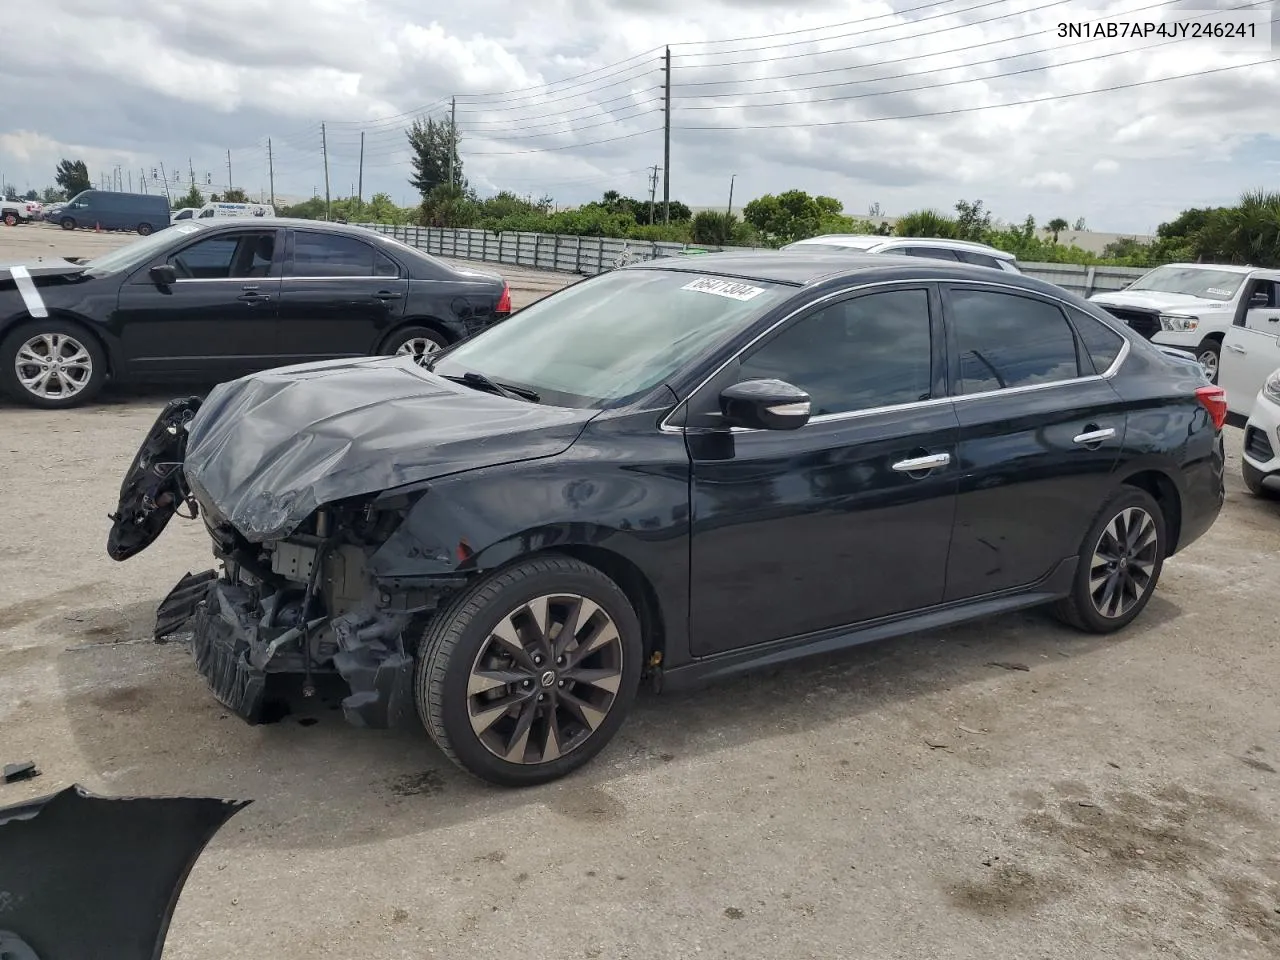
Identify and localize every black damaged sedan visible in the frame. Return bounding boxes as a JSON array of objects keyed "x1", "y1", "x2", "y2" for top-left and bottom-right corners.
[
  {"x1": 109, "y1": 251, "x2": 1226, "y2": 786},
  {"x1": 0, "y1": 217, "x2": 510, "y2": 408}
]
